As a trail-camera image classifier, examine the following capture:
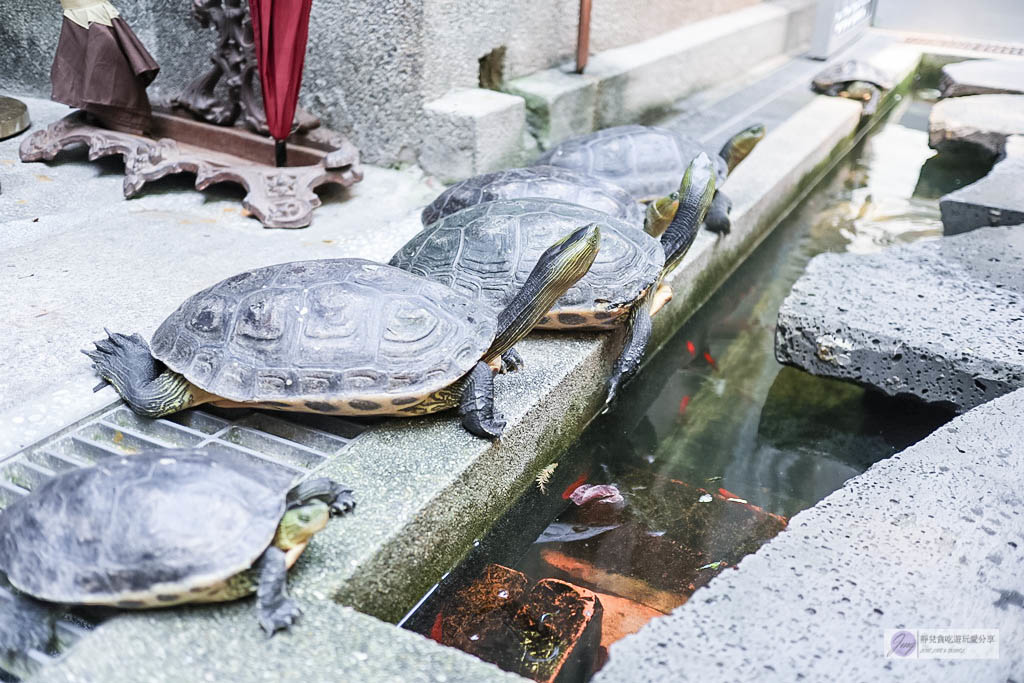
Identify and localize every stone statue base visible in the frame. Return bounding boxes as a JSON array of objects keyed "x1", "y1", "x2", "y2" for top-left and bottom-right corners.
[{"x1": 18, "y1": 108, "x2": 362, "y2": 229}]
